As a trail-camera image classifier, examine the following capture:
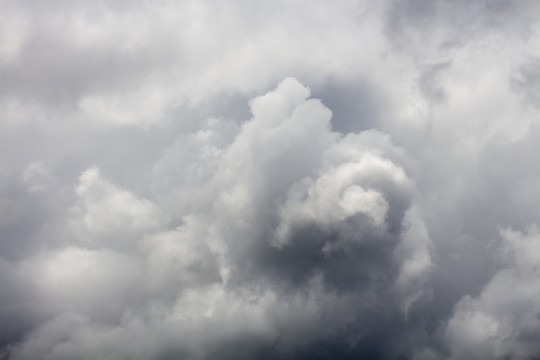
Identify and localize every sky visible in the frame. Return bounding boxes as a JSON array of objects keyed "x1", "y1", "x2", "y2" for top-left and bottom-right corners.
[{"x1": 2, "y1": 1, "x2": 540, "y2": 359}]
